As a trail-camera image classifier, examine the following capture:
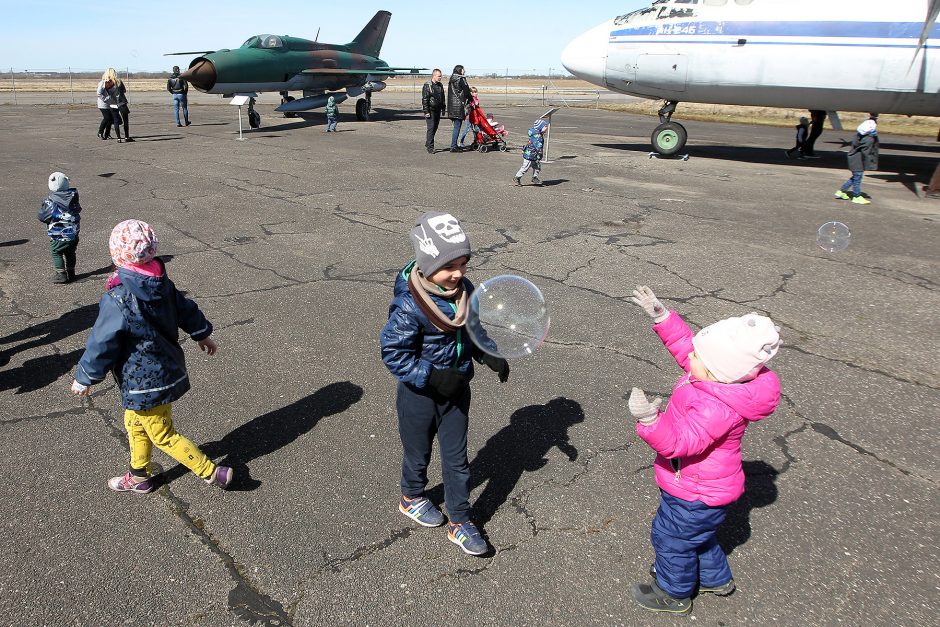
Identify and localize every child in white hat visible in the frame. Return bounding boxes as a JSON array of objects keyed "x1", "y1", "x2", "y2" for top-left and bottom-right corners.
[
  {"x1": 38, "y1": 172, "x2": 82, "y2": 283},
  {"x1": 627, "y1": 286, "x2": 782, "y2": 615},
  {"x1": 835, "y1": 119, "x2": 879, "y2": 204}
]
